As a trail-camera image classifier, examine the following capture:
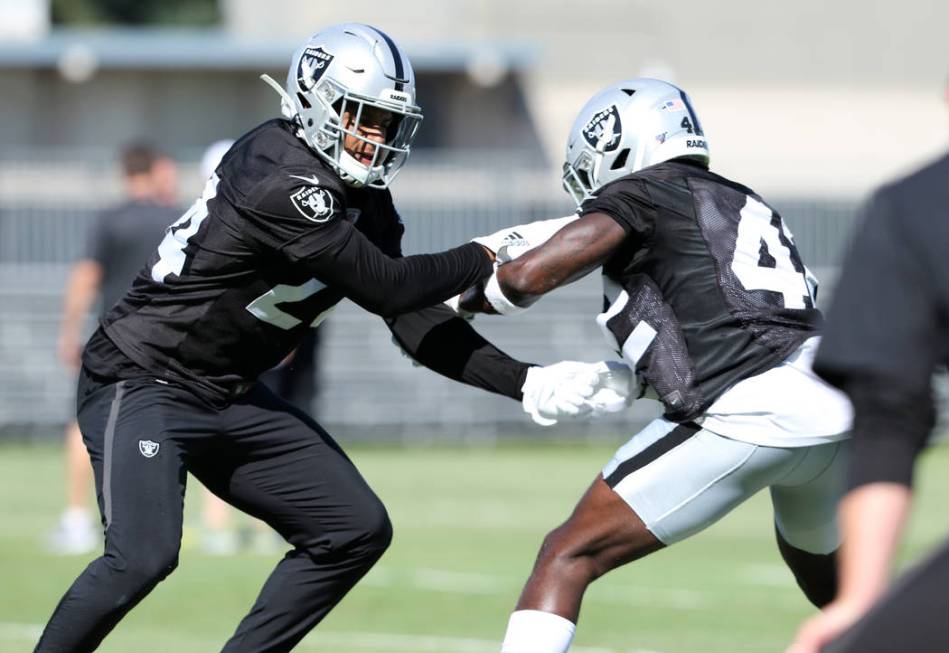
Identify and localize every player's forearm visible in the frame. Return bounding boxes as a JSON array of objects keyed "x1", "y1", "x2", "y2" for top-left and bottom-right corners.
[
  {"x1": 386, "y1": 304, "x2": 531, "y2": 399},
  {"x1": 482, "y1": 213, "x2": 627, "y2": 314},
  {"x1": 836, "y1": 483, "x2": 912, "y2": 608},
  {"x1": 311, "y1": 236, "x2": 493, "y2": 317},
  {"x1": 60, "y1": 260, "x2": 102, "y2": 334}
]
